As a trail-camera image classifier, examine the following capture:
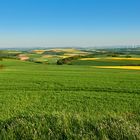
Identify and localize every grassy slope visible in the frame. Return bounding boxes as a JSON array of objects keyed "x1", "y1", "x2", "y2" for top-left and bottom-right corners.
[
  {"x1": 72, "y1": 59, "x2": 140, "y2": 66},
  {"x1": 0, "y1": 59, "x2": 140, "y2": 139}
]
